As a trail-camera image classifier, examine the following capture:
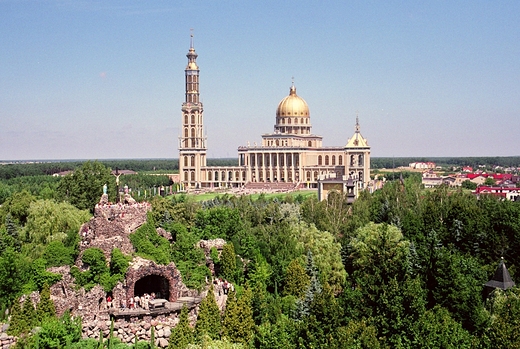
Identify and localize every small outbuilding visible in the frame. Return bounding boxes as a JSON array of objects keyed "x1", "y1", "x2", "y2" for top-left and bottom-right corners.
[{"x1": 484, "y1": 257, "x2": 515, "y2": 297}]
